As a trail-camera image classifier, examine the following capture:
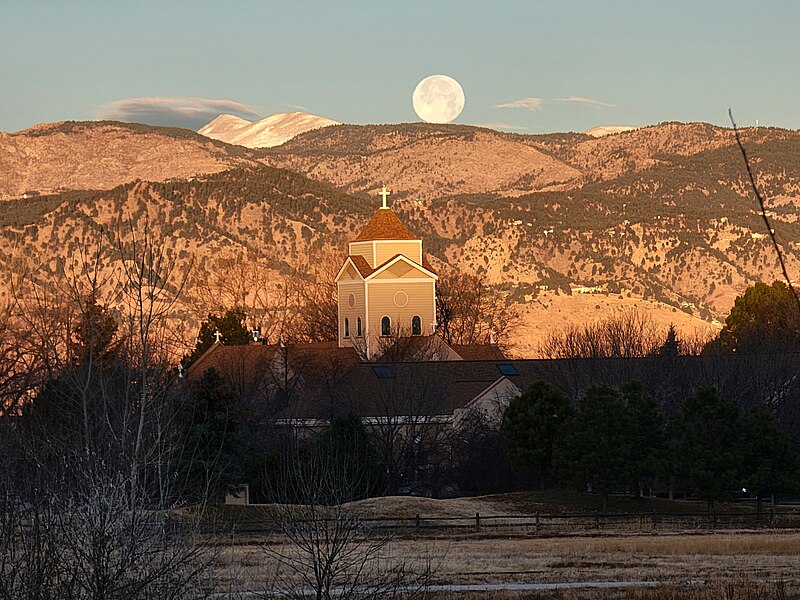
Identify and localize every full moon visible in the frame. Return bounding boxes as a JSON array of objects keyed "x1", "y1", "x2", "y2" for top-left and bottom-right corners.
[{"x1": 412, "y1": 75, "x2": 465, "y2": 124}]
